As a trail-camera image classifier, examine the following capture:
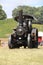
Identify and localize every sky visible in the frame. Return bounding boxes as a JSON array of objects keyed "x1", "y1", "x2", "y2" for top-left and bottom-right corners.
[{"x1": 0, "y1": 0, "x2": 43, "y2": 18}]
